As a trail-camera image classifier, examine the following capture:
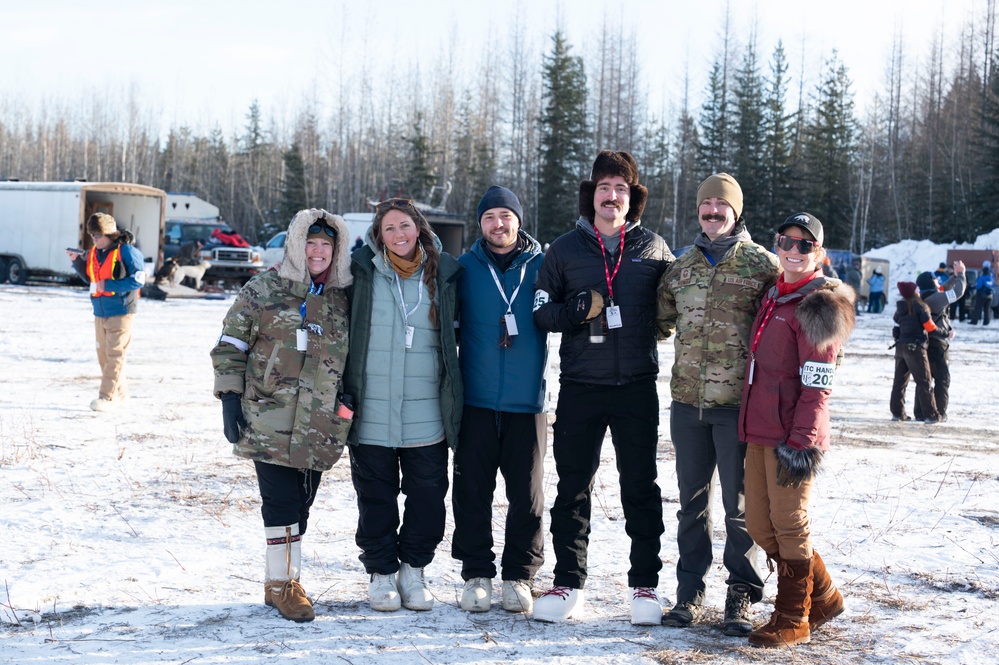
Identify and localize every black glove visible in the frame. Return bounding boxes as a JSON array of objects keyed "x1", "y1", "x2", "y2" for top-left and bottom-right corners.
[
  {"x1": 774, "y1": 441, "x2": 823, "y2": 488},
  {"x1": 220, "y1": 392, "x2": 246, "y2": 443},
  {"x1": 567, "y1": 289, "x2": 605, "y2": 326}
]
